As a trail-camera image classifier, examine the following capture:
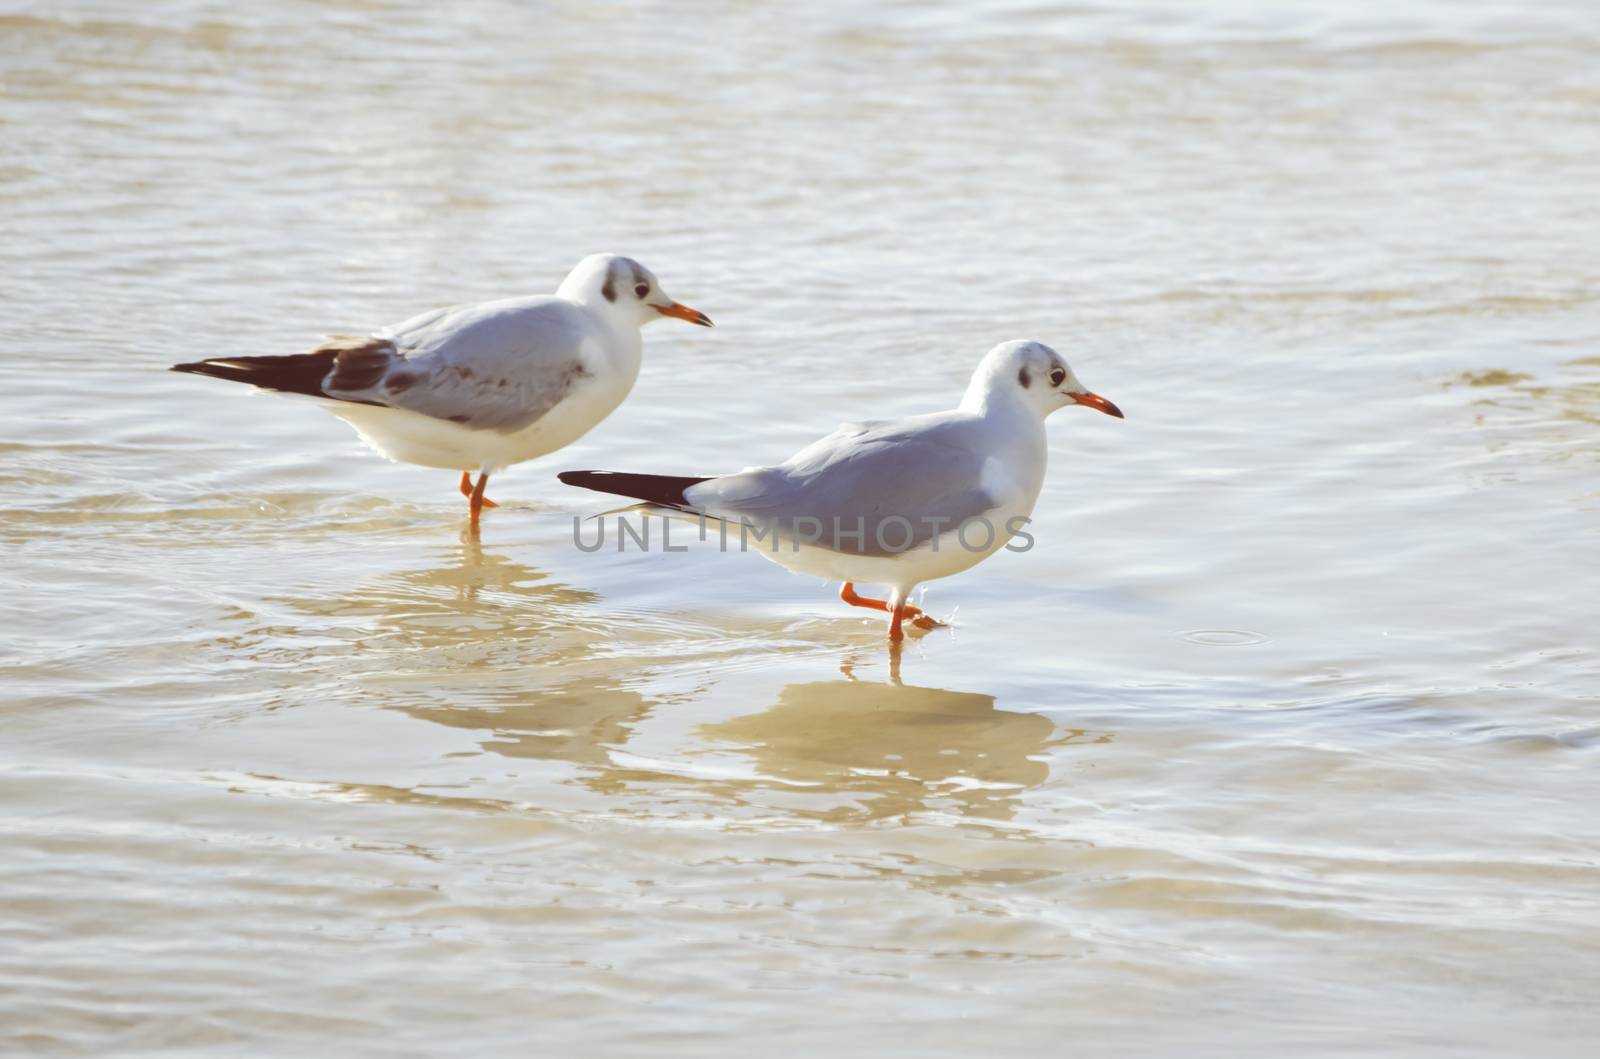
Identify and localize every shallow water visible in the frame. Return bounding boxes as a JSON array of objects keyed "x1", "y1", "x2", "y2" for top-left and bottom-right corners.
[{"x1": 4, "y1": 1, "x2": 1600, "y2": 1055}]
